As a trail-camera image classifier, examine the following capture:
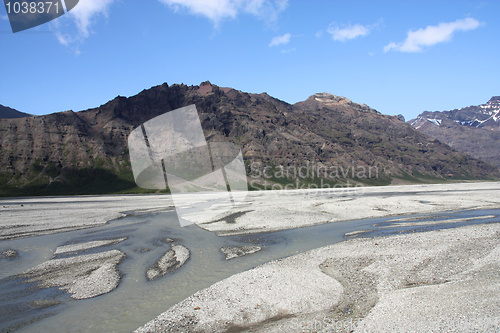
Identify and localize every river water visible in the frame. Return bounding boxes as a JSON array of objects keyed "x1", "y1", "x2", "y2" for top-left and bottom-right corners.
[{"x1": 0, "y1": 207, "x2": 499, "y2": 332}]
